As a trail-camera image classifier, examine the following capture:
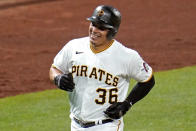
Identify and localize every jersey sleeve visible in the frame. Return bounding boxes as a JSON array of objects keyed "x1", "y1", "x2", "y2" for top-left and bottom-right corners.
[
  {"x1": 128, "y1": 51, "x2": 153, "y2": 83},
  {"x1": 52, "y1": 41, "x2": 72, "y2": 74}
]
